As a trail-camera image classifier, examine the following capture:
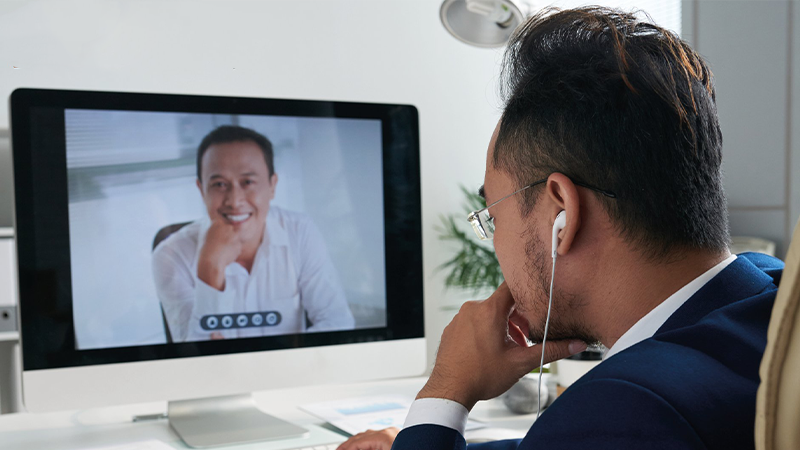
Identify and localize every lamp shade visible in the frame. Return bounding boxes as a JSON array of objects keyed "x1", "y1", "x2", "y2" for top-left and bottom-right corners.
[{"x1": 440, "y1": 0, "x2": 526, "y2": 48}]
